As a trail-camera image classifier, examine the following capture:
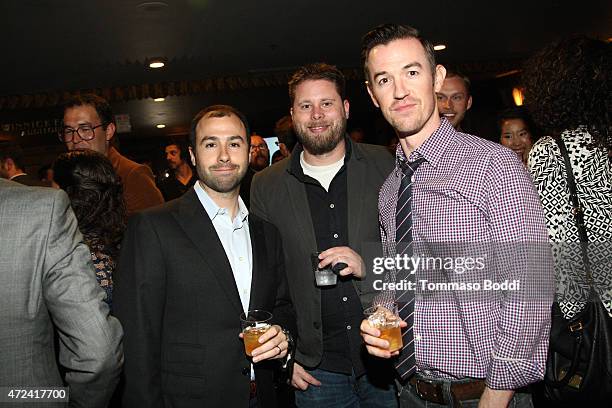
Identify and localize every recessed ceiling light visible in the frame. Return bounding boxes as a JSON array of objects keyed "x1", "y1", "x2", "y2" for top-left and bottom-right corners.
[
  {"x1": 153, "y1": 97, "x2": 165, "y2": 102},
  {"x1": 156, "y1": 124, "x2": 166, "y2": 129},
  {"x1": 149, "y1": 61, "x2": 165, "y2": 69},
  {"x1": 433, "y1": 44, "x2": 446, "y2": 51}
]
